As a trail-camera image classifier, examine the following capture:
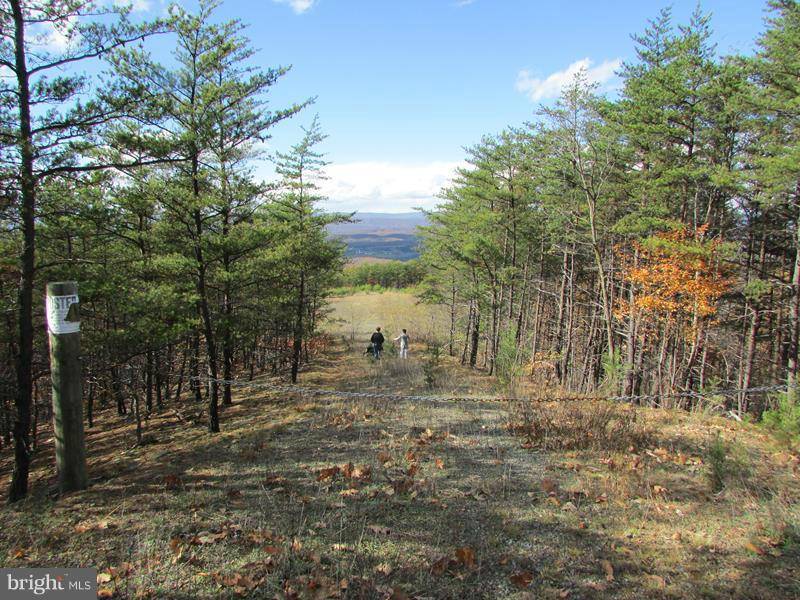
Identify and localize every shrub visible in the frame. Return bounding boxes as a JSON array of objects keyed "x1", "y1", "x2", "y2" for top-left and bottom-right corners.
[
  {"x1": 706, "y1": 432, "x2": 729, "y2": 493},
  {"x1": 495, "y1": 328, "x2": 524, "y2": 389},
  {"x1": 762, "y1": 392, "x2": 800, "y2": 447},
  {"x1": 600, "y1": 349, "x2": 626, "y2": 395},
  {"x1": 422, "y1": 343, "x2": 441, "y2": 390},
  {"x1": 506, "y1": 399, "x2": 648, "y2": 451},
  {"x1": 704, "y1": 432, "x2": 751, "y2": 493}
]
